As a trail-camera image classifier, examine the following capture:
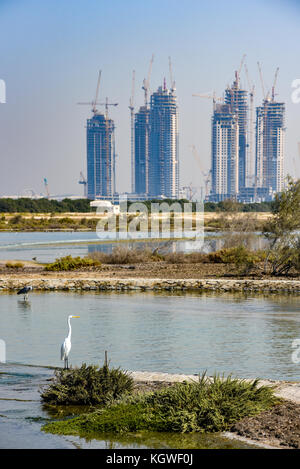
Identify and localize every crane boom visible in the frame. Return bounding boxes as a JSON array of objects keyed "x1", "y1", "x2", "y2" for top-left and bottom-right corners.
[
  {"x1": 272, "y1": 67, "x2": 279, "y2": 101},
  {"x1": 257, "y1": 62, "x2": 266, "y2": 100},
  {"x1": 168, "y1": 56, "x2": 175, "y2": 91},
  {"x1": 237, "y1": 54, "x2": 246, "y2": 84},
  {"x1": 142, "y1": 54, "x2": 154, "y2": 106}
]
